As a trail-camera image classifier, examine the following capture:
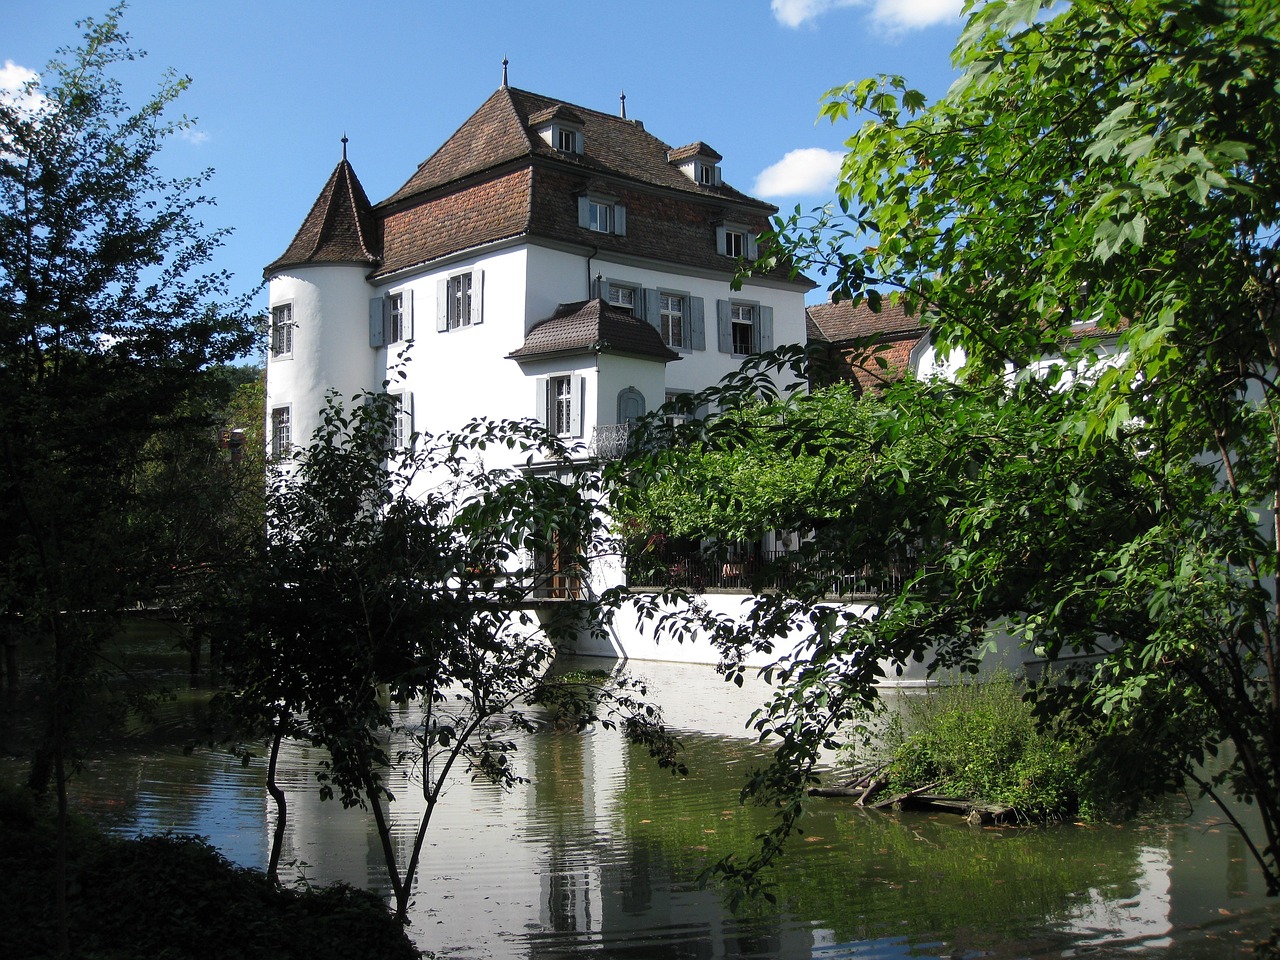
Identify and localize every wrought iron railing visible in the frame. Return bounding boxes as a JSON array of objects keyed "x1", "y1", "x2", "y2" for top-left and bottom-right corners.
[{"x1": 589, "y1": 423, "x2": 631, "y2": 460}]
